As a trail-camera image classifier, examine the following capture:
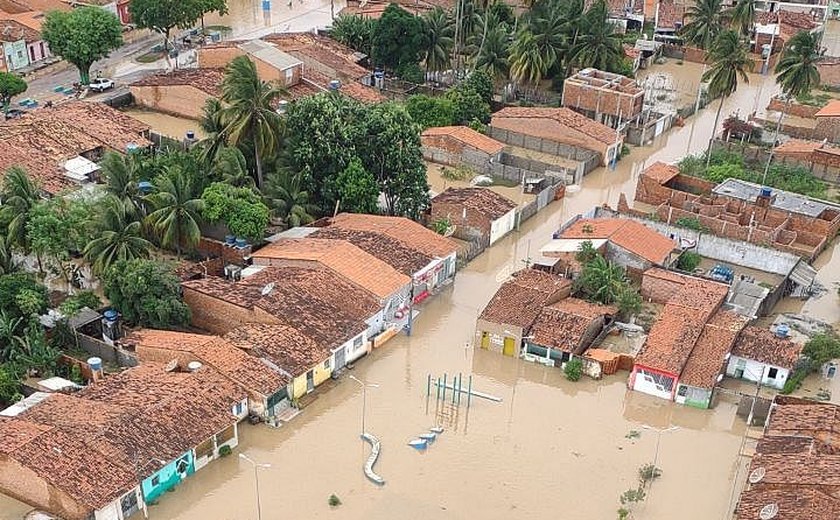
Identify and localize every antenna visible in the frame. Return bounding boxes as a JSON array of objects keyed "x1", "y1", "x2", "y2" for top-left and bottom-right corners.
[{"x1": 261, "y1": 282, "x2": 275, "y2": 296}]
